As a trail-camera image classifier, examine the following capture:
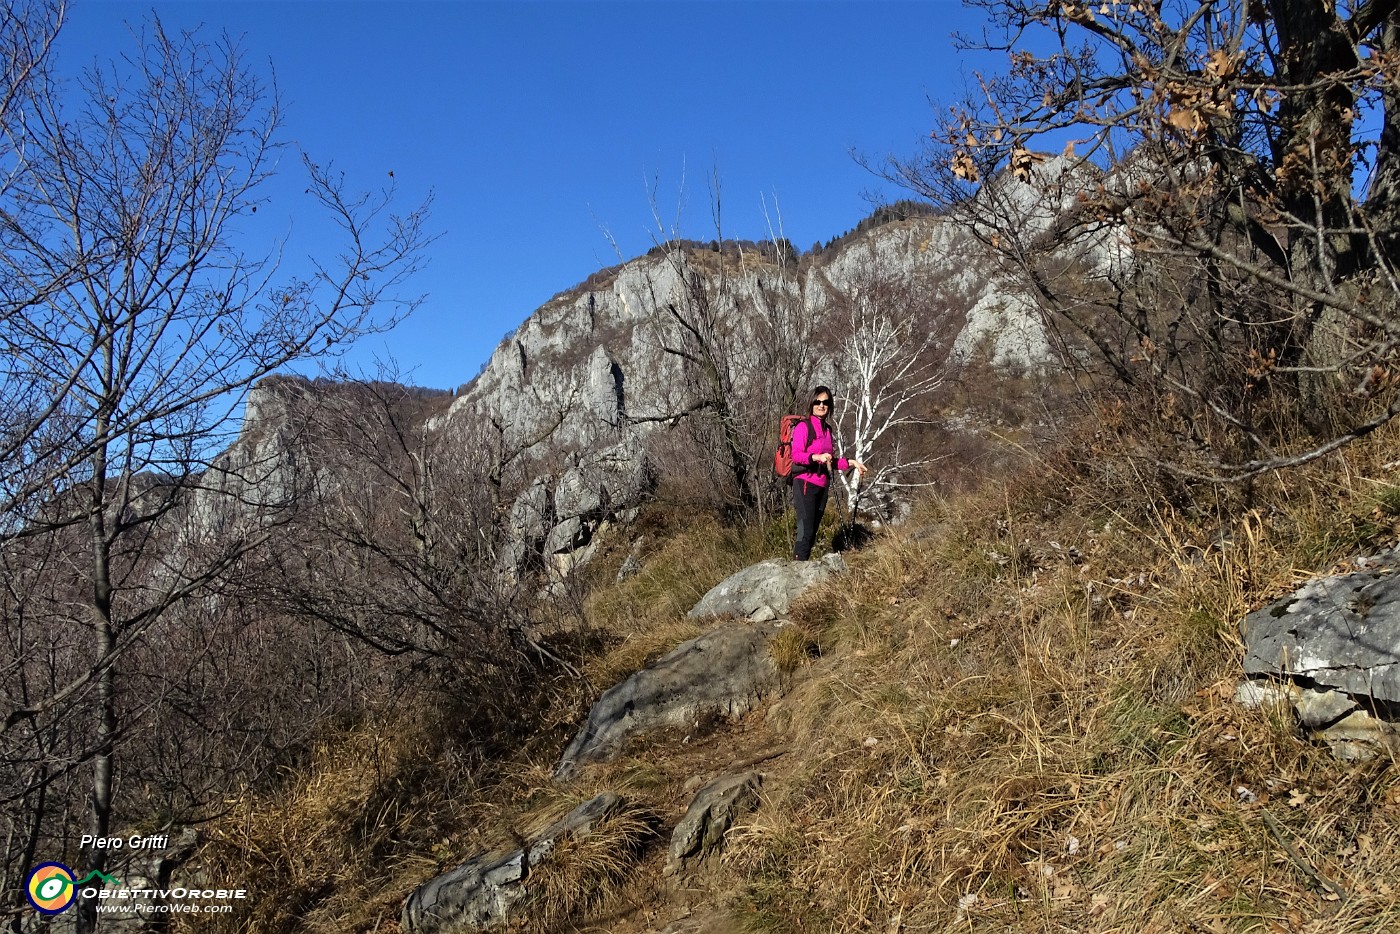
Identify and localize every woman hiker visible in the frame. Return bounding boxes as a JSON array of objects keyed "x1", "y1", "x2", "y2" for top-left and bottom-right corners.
[{"x1": 791, "y1": 385, "x2": 866, "y2": 561}]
